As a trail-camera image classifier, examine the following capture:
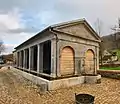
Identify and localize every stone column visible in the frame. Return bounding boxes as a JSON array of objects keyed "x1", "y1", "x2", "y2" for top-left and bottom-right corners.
[
  {"x1": 31, "y1": 47, "x2": 34, "y2": 70},
  {"x1": 21, "y1": 51, "x2": 23, "y2": 68},
  {"x1": 56, "y1": 40, "x2": 61, "y2": 77},
  {"x1": 74, "y1": 57, "x2": 78, "y2": 75},
  {"x1": 25, "y1": 50, "x2": 27, "y2": 69},
  {"x1": 18, "y1": 52, "x2": 21, "y2": 68},
  {"x1": 29, "y1": 47, "x2": 34, "y2": 70},
  {"x1": 16, "y1": 52, "x2": 19, "y2": 67},
  {"x1": 37, "y1": 44, "x2": 40, "y2": 73},
  {"x1": 96, "y1": 46, "x2": 99, "y2": 74},
  {"x1": 23, "y1": 50, "x2": 26, "y2": 69},
  {"x1": 74, "y1": 57, "x2": 80, "y2": 75},
  {"x1": 50, "y1": 39, "x2": 57, "y2": 77},
  {"x1": 26, "y1": 49, "x2": 28, "y2": 69},
  {"x1": 19, "y1": 51, "x2": 22, "y2": 68},
  {"x1": 29, "y1": 47, "x2": 31, "y2": 71},
  {"x1": 74, "y1": 56, "x2": 85, "y2": 75}
]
